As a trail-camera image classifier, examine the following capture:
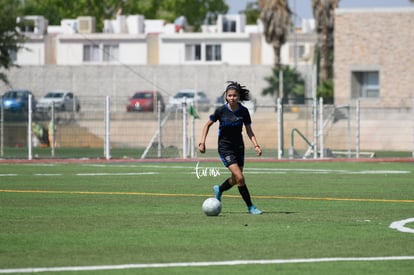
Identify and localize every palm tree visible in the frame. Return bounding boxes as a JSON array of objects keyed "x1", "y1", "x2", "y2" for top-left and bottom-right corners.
[
  {"x1": 312, "y1": 0, "x2": 340, "y2": 83},
  {"x1": 258, "y1": 0, "x2": 292, "y2": 70},
  {"x1": 262, "y1": 65, "x2": 305, "y2": 102}
]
